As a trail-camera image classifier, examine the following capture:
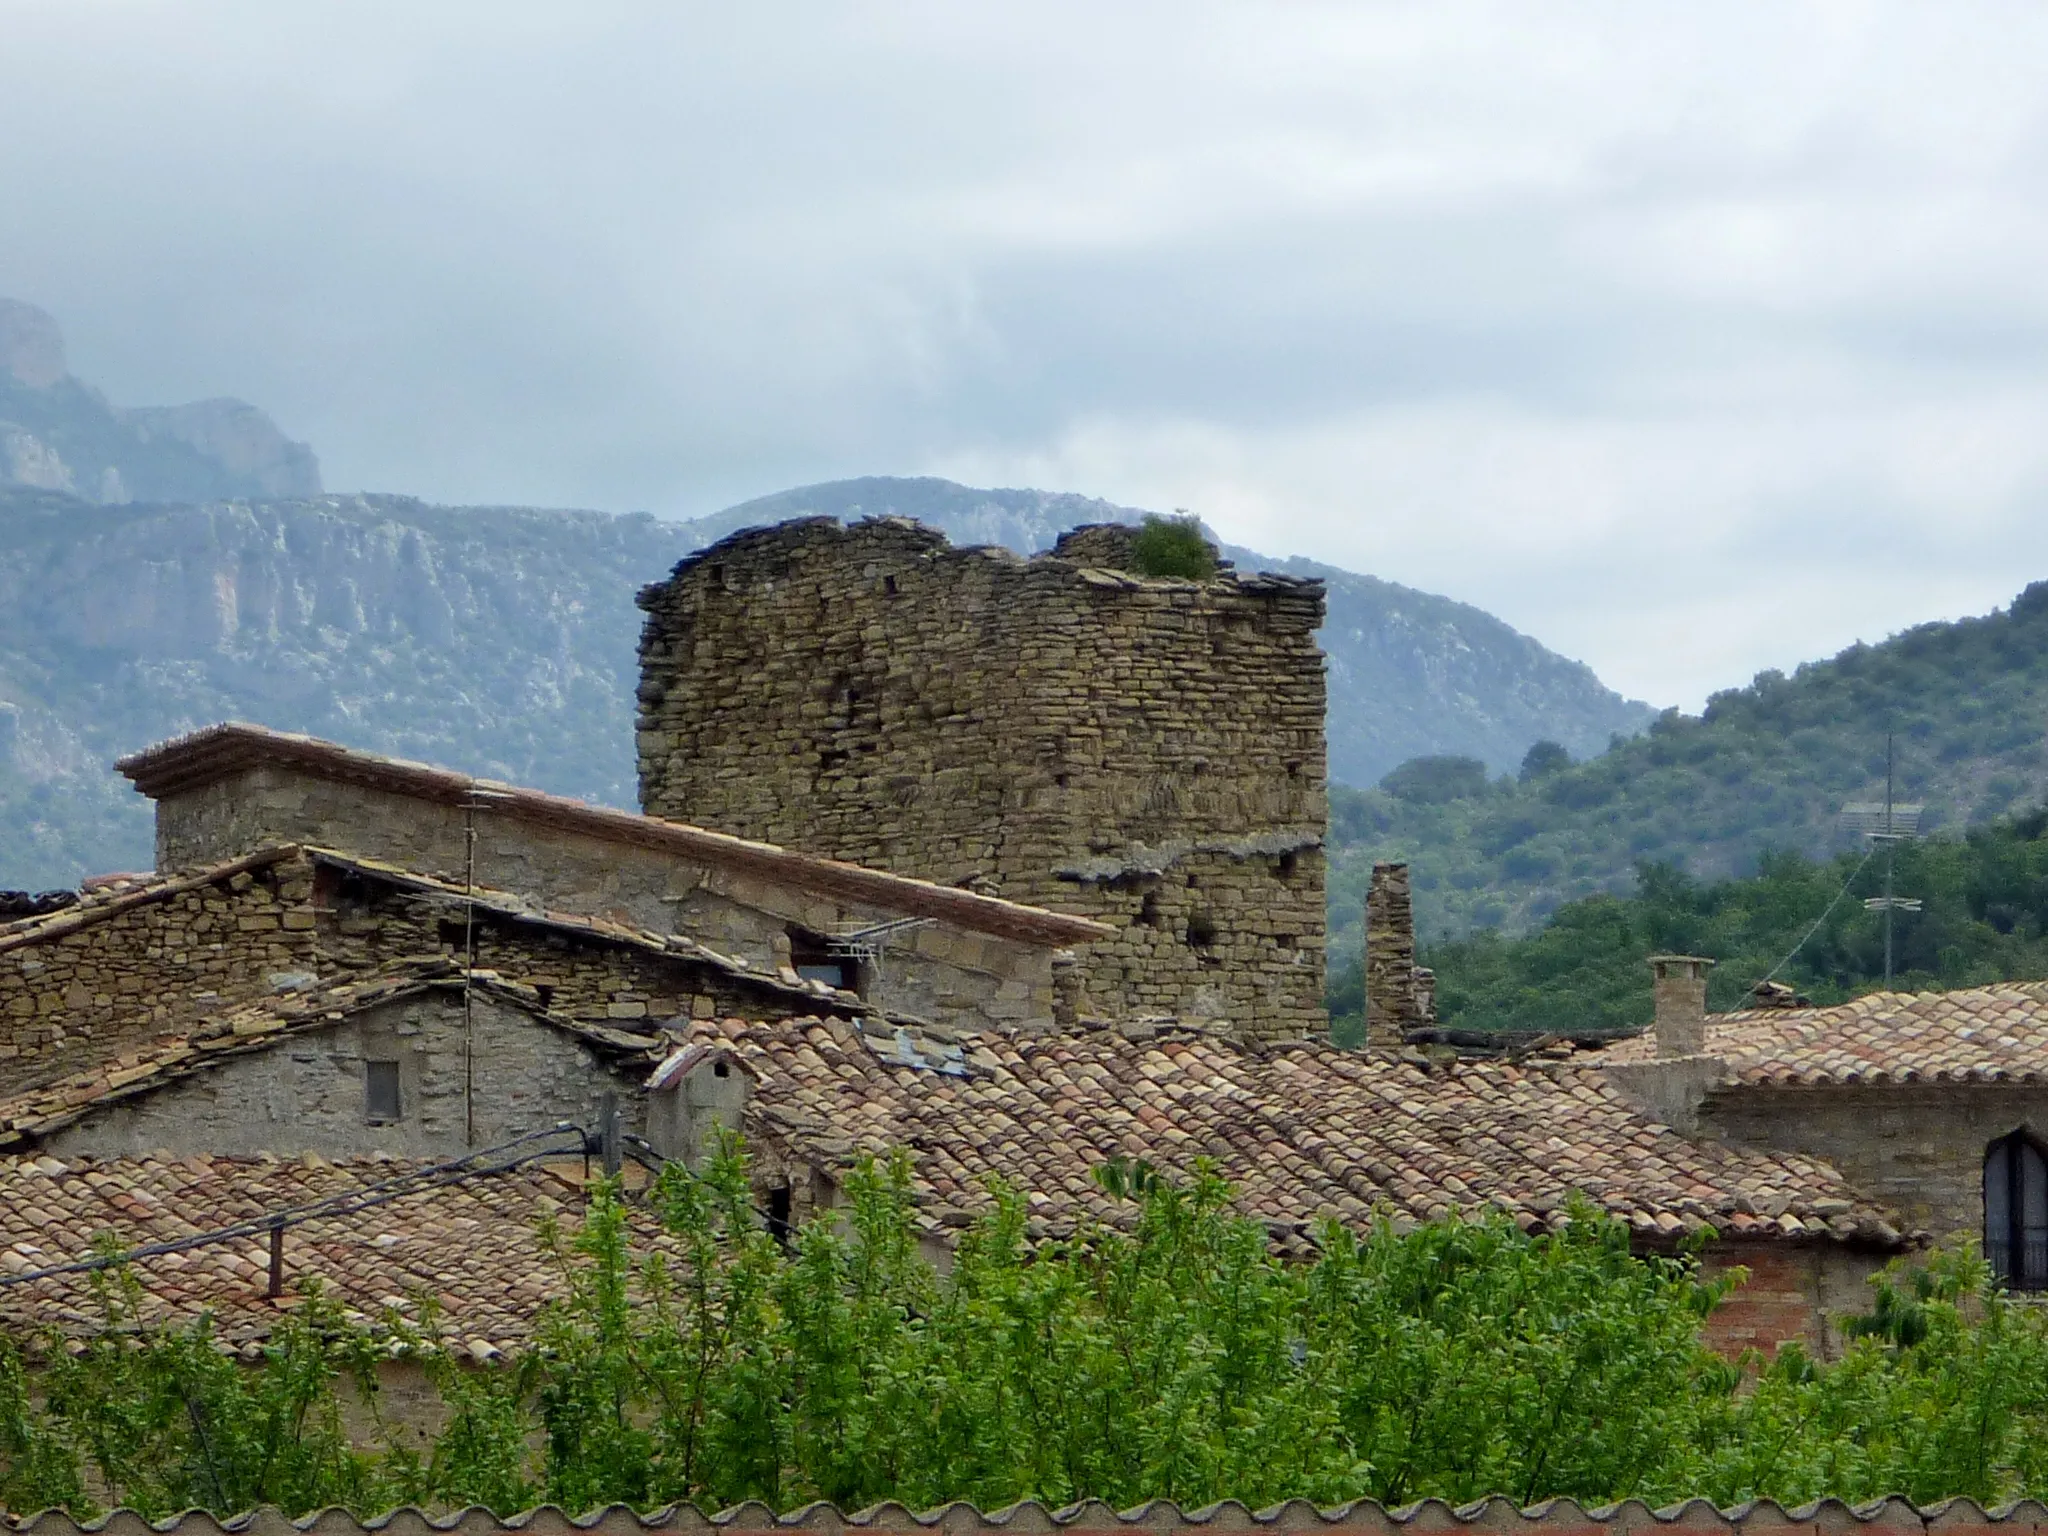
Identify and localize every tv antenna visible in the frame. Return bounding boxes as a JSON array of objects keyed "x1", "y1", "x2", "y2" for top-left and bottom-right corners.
[{"x1": 1842, "y1": 733, "x2": 1921, "y2": 990}]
